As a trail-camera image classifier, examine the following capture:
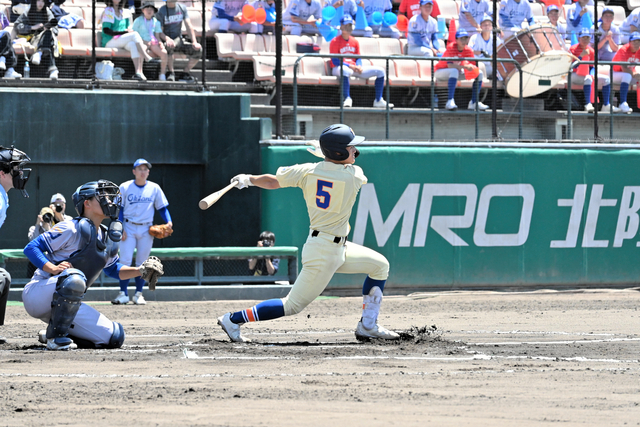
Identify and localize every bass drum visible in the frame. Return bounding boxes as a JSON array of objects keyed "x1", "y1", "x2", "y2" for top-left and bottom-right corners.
[{"x1": 496, "y1": 24, "x2": 576, "y2": 98}]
